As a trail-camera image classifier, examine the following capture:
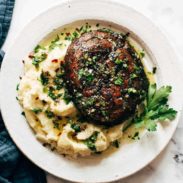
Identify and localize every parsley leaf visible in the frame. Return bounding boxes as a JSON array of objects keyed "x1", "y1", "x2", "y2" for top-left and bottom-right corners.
[
  {"x1": 147, "y1": 84, "x2": 171, "y2": 110},
  {"x1": 145, "y1": 119, "x2": 157, "y2": 131},
  {"x1": 123, "y1": 84, "x2": 177, "y2": 132},
  {"x1": 152, "y1": 67, "x2": 157, "y2": 74},
  {"x1": 78, "y1": 69, "x2": 94, "y2": 82},
  {"x1": 32, "y1": 53, "x2": 47, "y2": 67},
  {"x1": 45, "y1": 110, "x2": 54, "y2": 118},
  {"x1": 63, "y1": 90, "x2": 72, "y2": 104},
  {"x1": 16, "y1": 84, "x2": 19, "y2": 91},
  {"x1": 84, "y1": 131, "x2": 99, "y2": 151},
  {"x1": 49, "y1": 35, "x2": 61, "y2": 50},
  {"x1": 71, "y1": 123, "x2": 81, "y2": 133},
  {"x1": 134, "y1": 84, "x2": 177, "y2": 131},
  {"x1": 139, "y1": 50, "x2": 145, "y2": 58},
  {"x1": 34, "y1": 45, "x2": 45, "y2": 53},
  {"x1": 115, "y1": 58, "x2": 123, "y2": 65},
  {"x1": 48, "y1": 89, "x2": 62, "y2": 100},
  {"x1": 114, "y1": 77, "x2": 123, "y2": 85},
  {"x1": 53, "y1": 120, "x2": 60, "y2": 129},
  {"x1": 32, "y1": 108, "x2": 42, "y2": 114},
  {"x1": 40, "y1": 71, "x2": 49, "y2": 86},
  {"x1": 78, "y1": 69, "x2": 85, "y2": 79}
]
